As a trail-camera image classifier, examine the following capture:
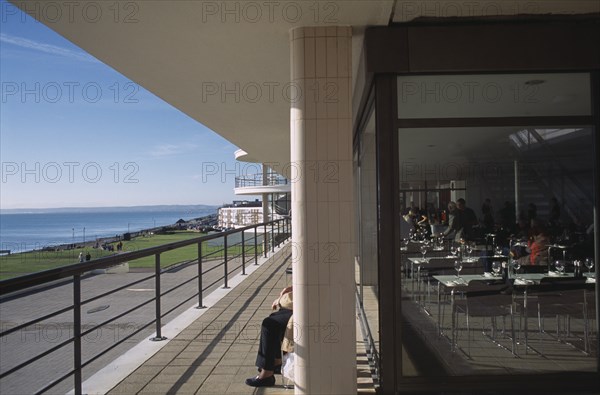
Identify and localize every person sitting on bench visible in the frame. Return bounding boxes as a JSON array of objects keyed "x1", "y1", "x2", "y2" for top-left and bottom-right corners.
[{"x1": 245, "y1": 286, "x2": 293, "y2": 387}]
